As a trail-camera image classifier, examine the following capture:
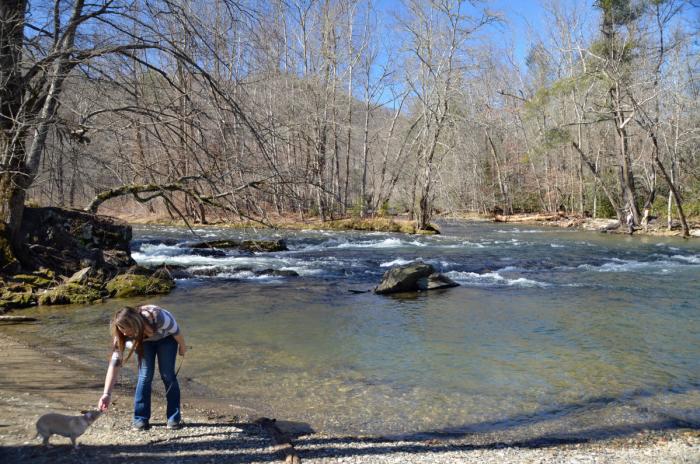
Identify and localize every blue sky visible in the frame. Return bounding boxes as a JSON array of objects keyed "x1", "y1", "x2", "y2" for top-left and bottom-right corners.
[
  {"x1": 371, "y1": 0, "x2": 607, "y2": 73},
  {"x1": 375, "y1": 0, "x2": 558, "y2": 65}
]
